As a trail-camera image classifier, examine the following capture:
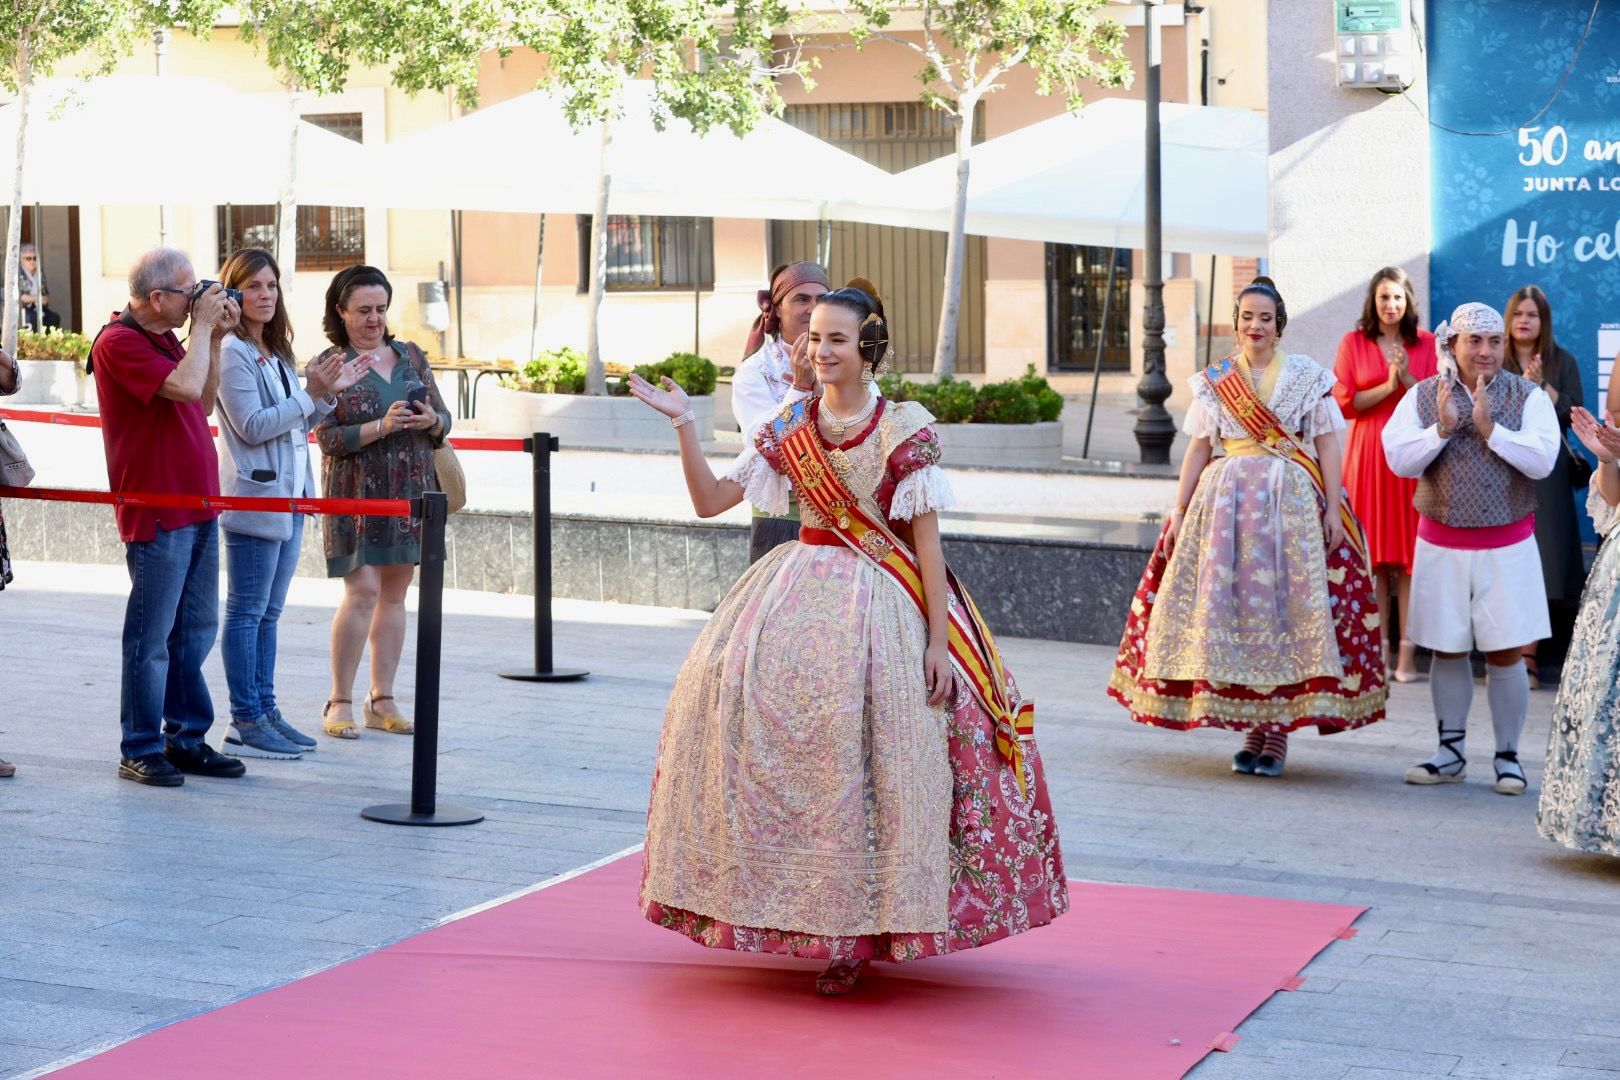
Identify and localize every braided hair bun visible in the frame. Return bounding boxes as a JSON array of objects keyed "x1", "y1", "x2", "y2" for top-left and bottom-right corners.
[
  {"x1": 1233, "y1": 274, "x2": 1288, "y2": 335},
  {"x1": 817, "y1": 277, "x2": 891, "y2": 368}
]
